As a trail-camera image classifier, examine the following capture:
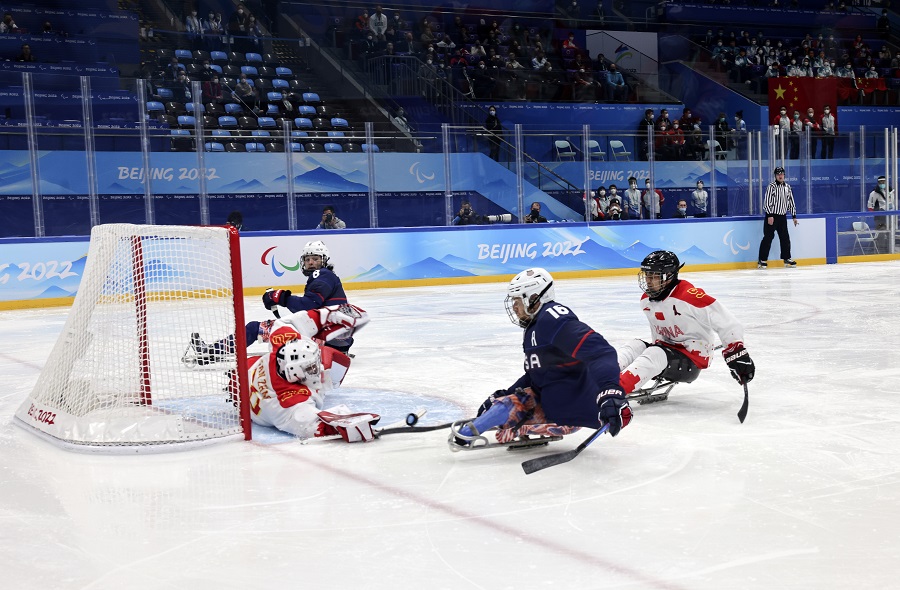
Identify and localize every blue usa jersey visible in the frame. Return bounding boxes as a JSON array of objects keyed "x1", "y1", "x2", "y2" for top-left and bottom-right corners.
[
  {"x1": 508, "y1": 301, "x2": 622, "y2": 428},
  {"x1": 284, "y1": 268, "x2": 348, "y2": 312}
]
